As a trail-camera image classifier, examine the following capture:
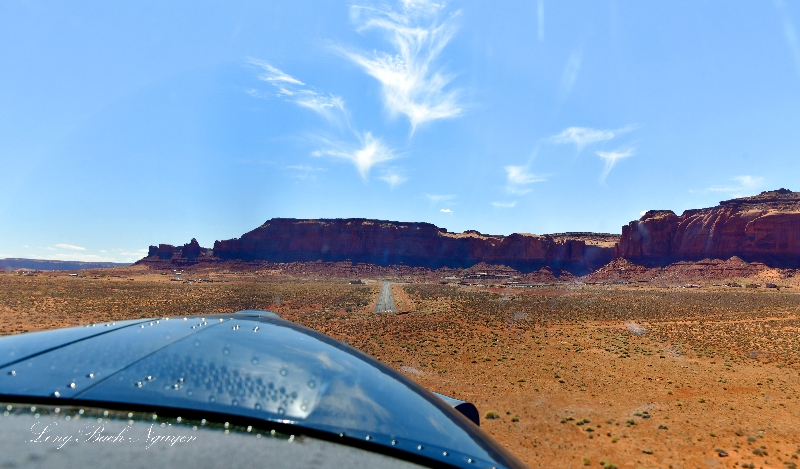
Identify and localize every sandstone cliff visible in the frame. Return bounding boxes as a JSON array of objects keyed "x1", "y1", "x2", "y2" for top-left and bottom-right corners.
[
  {"x1": 616, "y1": 189, "x2": 800, "y2": 267},
  {"x1": 136, "y1": 189, "x2": 800, "y2": 274},
  {"x1": 141, "y1": 238, "x2": 213, "y2": 266},
  {"x1": 212, "y1": 219, "x2": 618, "y2": 274}
]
